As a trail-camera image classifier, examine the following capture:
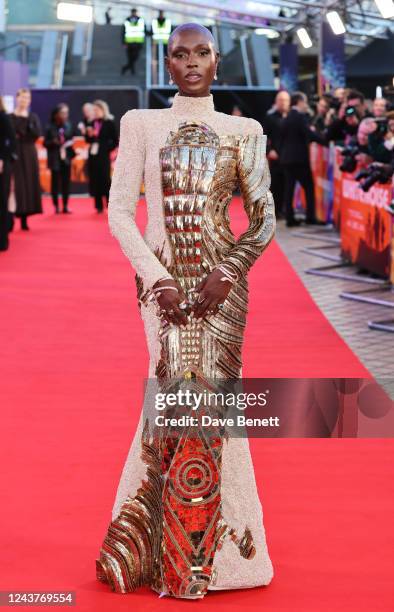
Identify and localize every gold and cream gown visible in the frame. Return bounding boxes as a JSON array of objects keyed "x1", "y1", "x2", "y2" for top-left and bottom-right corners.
[{"x1": 95, "y1": 92, "x2": 276, "y2": 599}]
